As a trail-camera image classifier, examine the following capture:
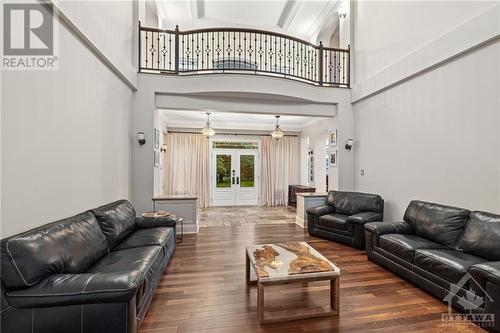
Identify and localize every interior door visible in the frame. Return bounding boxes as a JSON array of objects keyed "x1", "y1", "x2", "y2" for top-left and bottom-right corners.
[
  {"x1": 235, "y1": 151, "x2": 258, "y2": 205},
  {"x1": 211, "y1": 149, "x2": 259, "y2": 206},
  {"x1": 212, "y1": 151, "x2": 236, "y2": 206}
]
